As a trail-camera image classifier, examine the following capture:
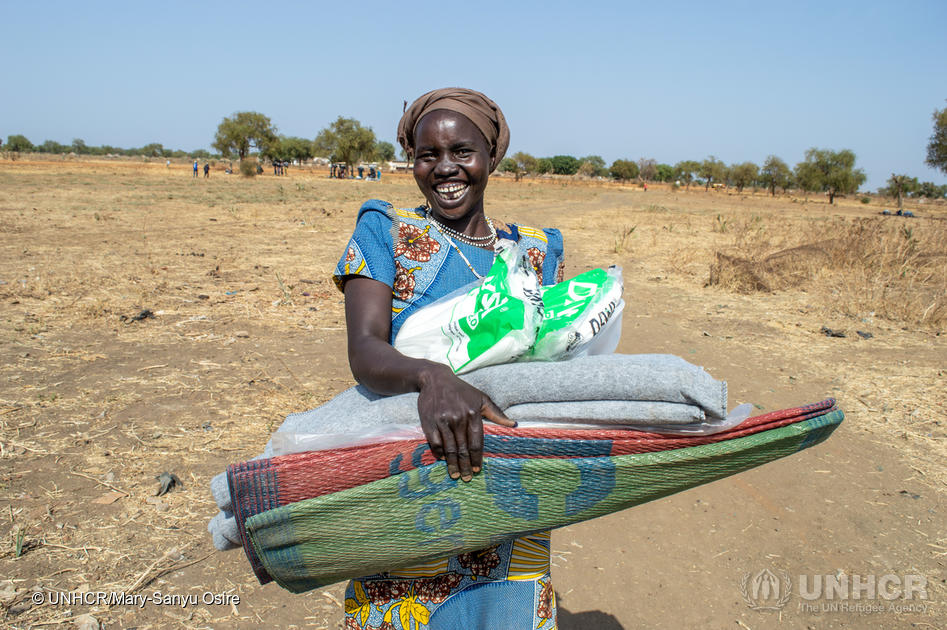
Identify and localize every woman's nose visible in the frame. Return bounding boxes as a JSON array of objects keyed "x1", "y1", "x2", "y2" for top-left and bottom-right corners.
[{"x1": 434, "y1": 155, "x2": 459, "y2": 176}]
